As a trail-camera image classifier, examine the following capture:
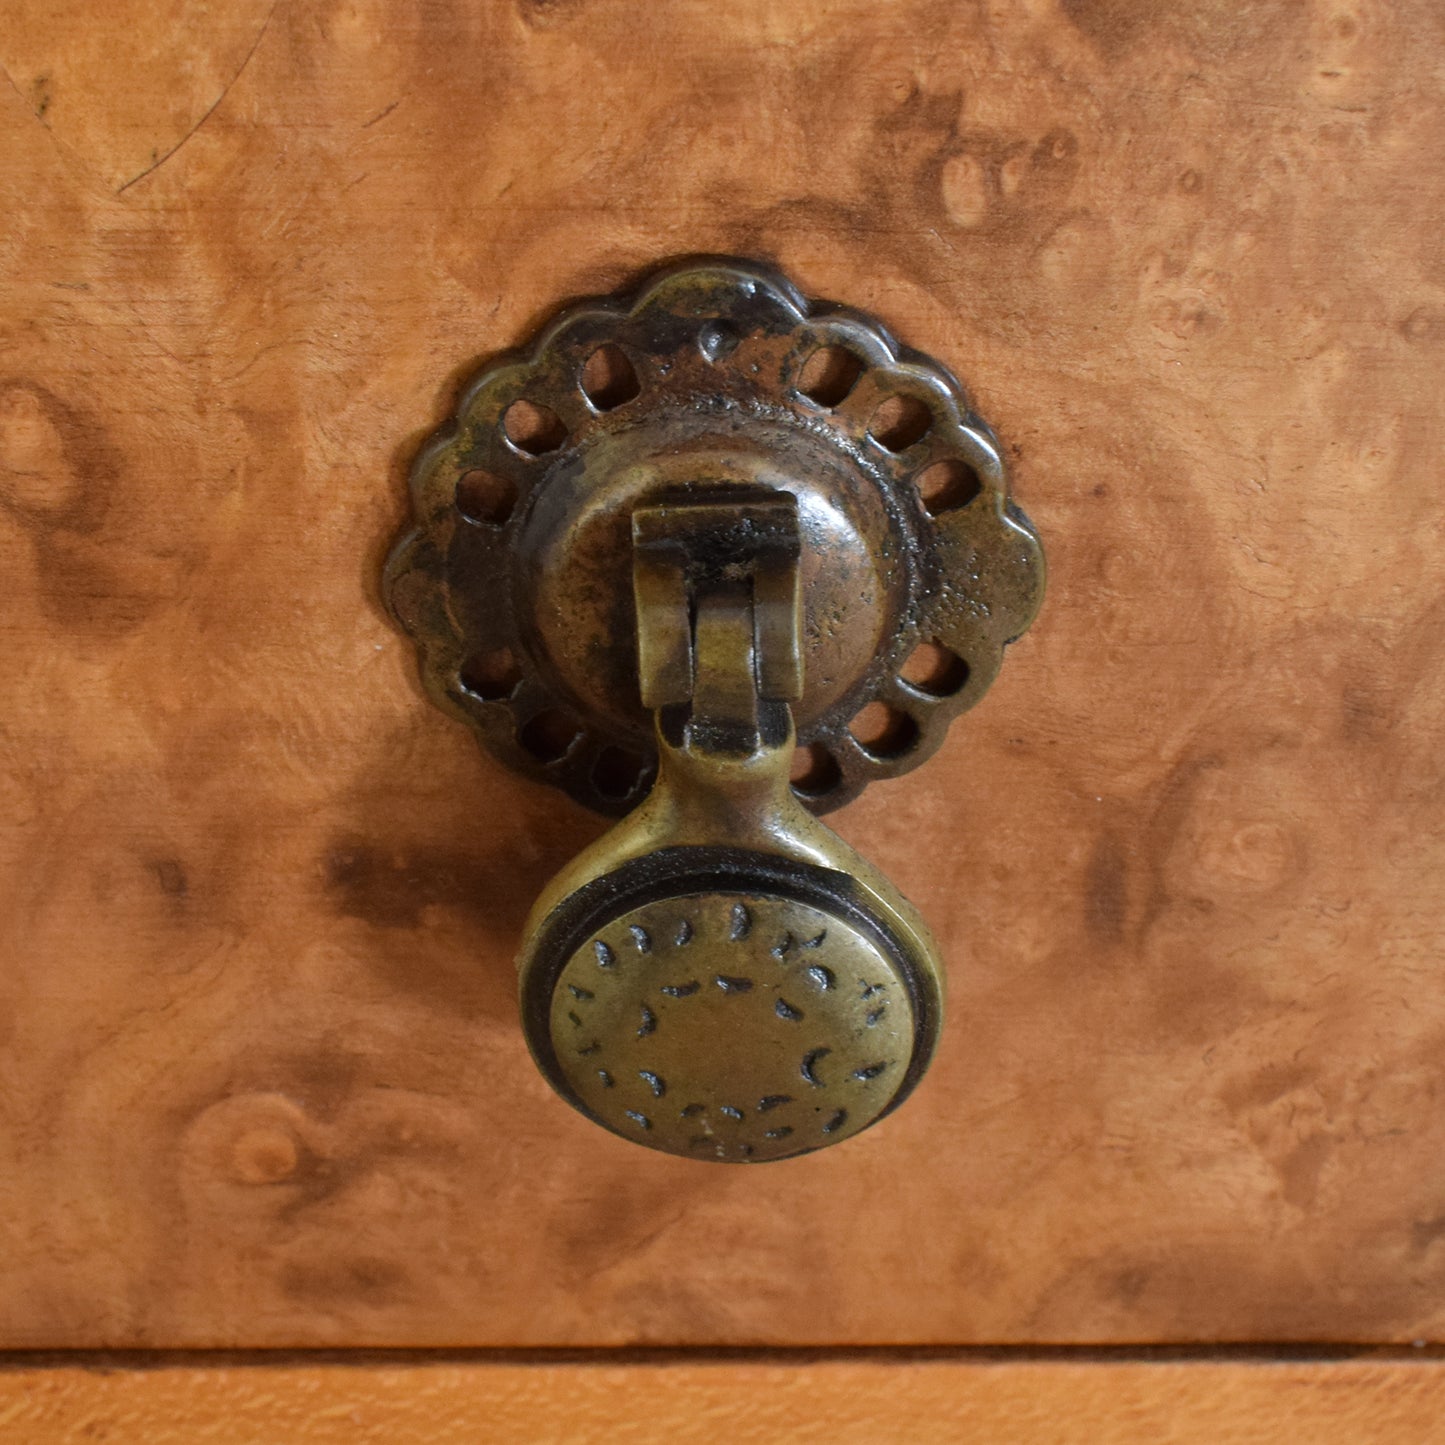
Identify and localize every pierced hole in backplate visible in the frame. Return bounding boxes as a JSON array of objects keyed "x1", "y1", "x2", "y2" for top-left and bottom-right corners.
[
  {"x1": 790, "y1": 742, "x2": 842, "y2": 797},
  {"x1": 502, "y1": 398, "x2": 568, "y2": 455},
  {"x1": 868, "y1": 394, "x2": 933, "y2": 452},
  {"x1": 580, "y1": 343, "x2": 641, "y2": 411},
  {"x1": 914, "y1": 457, "x2": 982, "y2": 515},
  {"x1": 899, "y1": 640, "x2": 970, "y2": 698},
  {"x1": 455, "y1": 468, "x2": 518, "y2": 525},
  {"x1": 518, "y1": 709, "x2": 581, "y2": 763},
  {"x1": 592, "y1": 746, "x2": 646, "y2": 800},
  {"x1": 459, "y1": 647, "x2": 523, "y2": 702},
  {"x1": 848, "y1": 702, "x2": 920, "y2": 760},
  {"x1": 795, "y1": 346, "x2": 865, "y2": 407}
]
